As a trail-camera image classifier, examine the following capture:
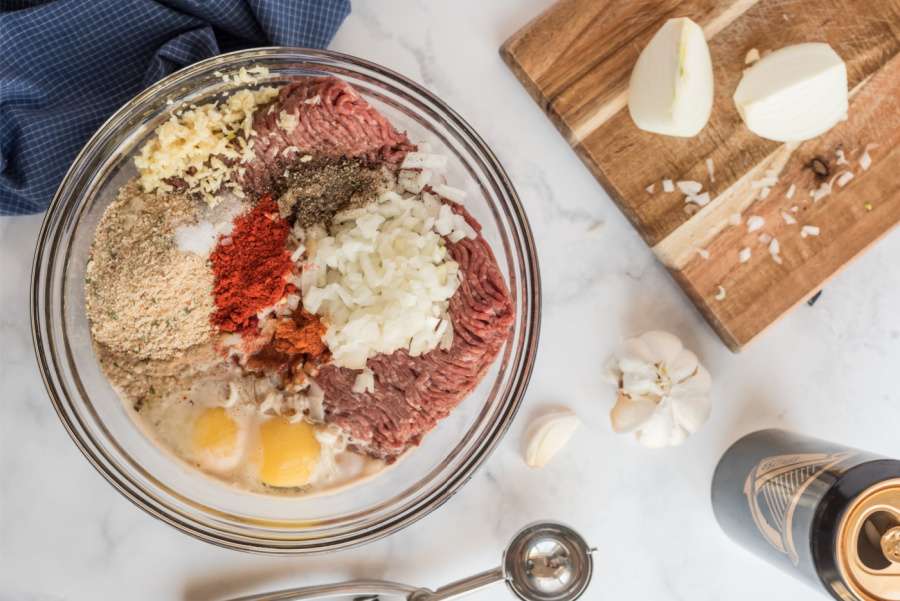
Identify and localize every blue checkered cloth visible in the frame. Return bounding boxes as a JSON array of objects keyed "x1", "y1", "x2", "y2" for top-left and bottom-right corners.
[{"x1": 0, "y1": 0, "x2": 350, "y2": 215}]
